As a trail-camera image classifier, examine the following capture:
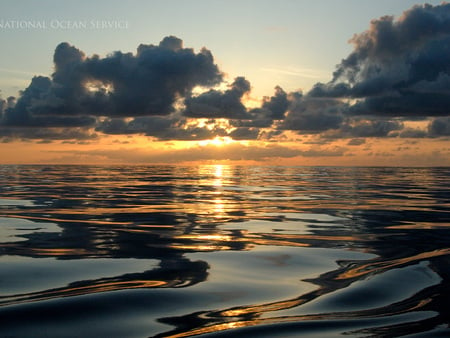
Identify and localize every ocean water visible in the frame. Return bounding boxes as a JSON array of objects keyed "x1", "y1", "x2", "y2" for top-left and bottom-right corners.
[{"x1": 0, "y1": 165, "x2": 449, "y2": 337}]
